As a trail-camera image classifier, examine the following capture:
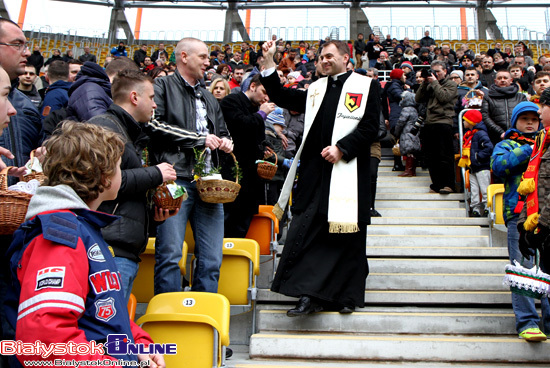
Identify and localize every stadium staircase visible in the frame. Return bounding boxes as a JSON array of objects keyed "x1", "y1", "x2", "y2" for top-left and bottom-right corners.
[{"x1": 229, "y1": 153, "x2": 550, "y2": 367}]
